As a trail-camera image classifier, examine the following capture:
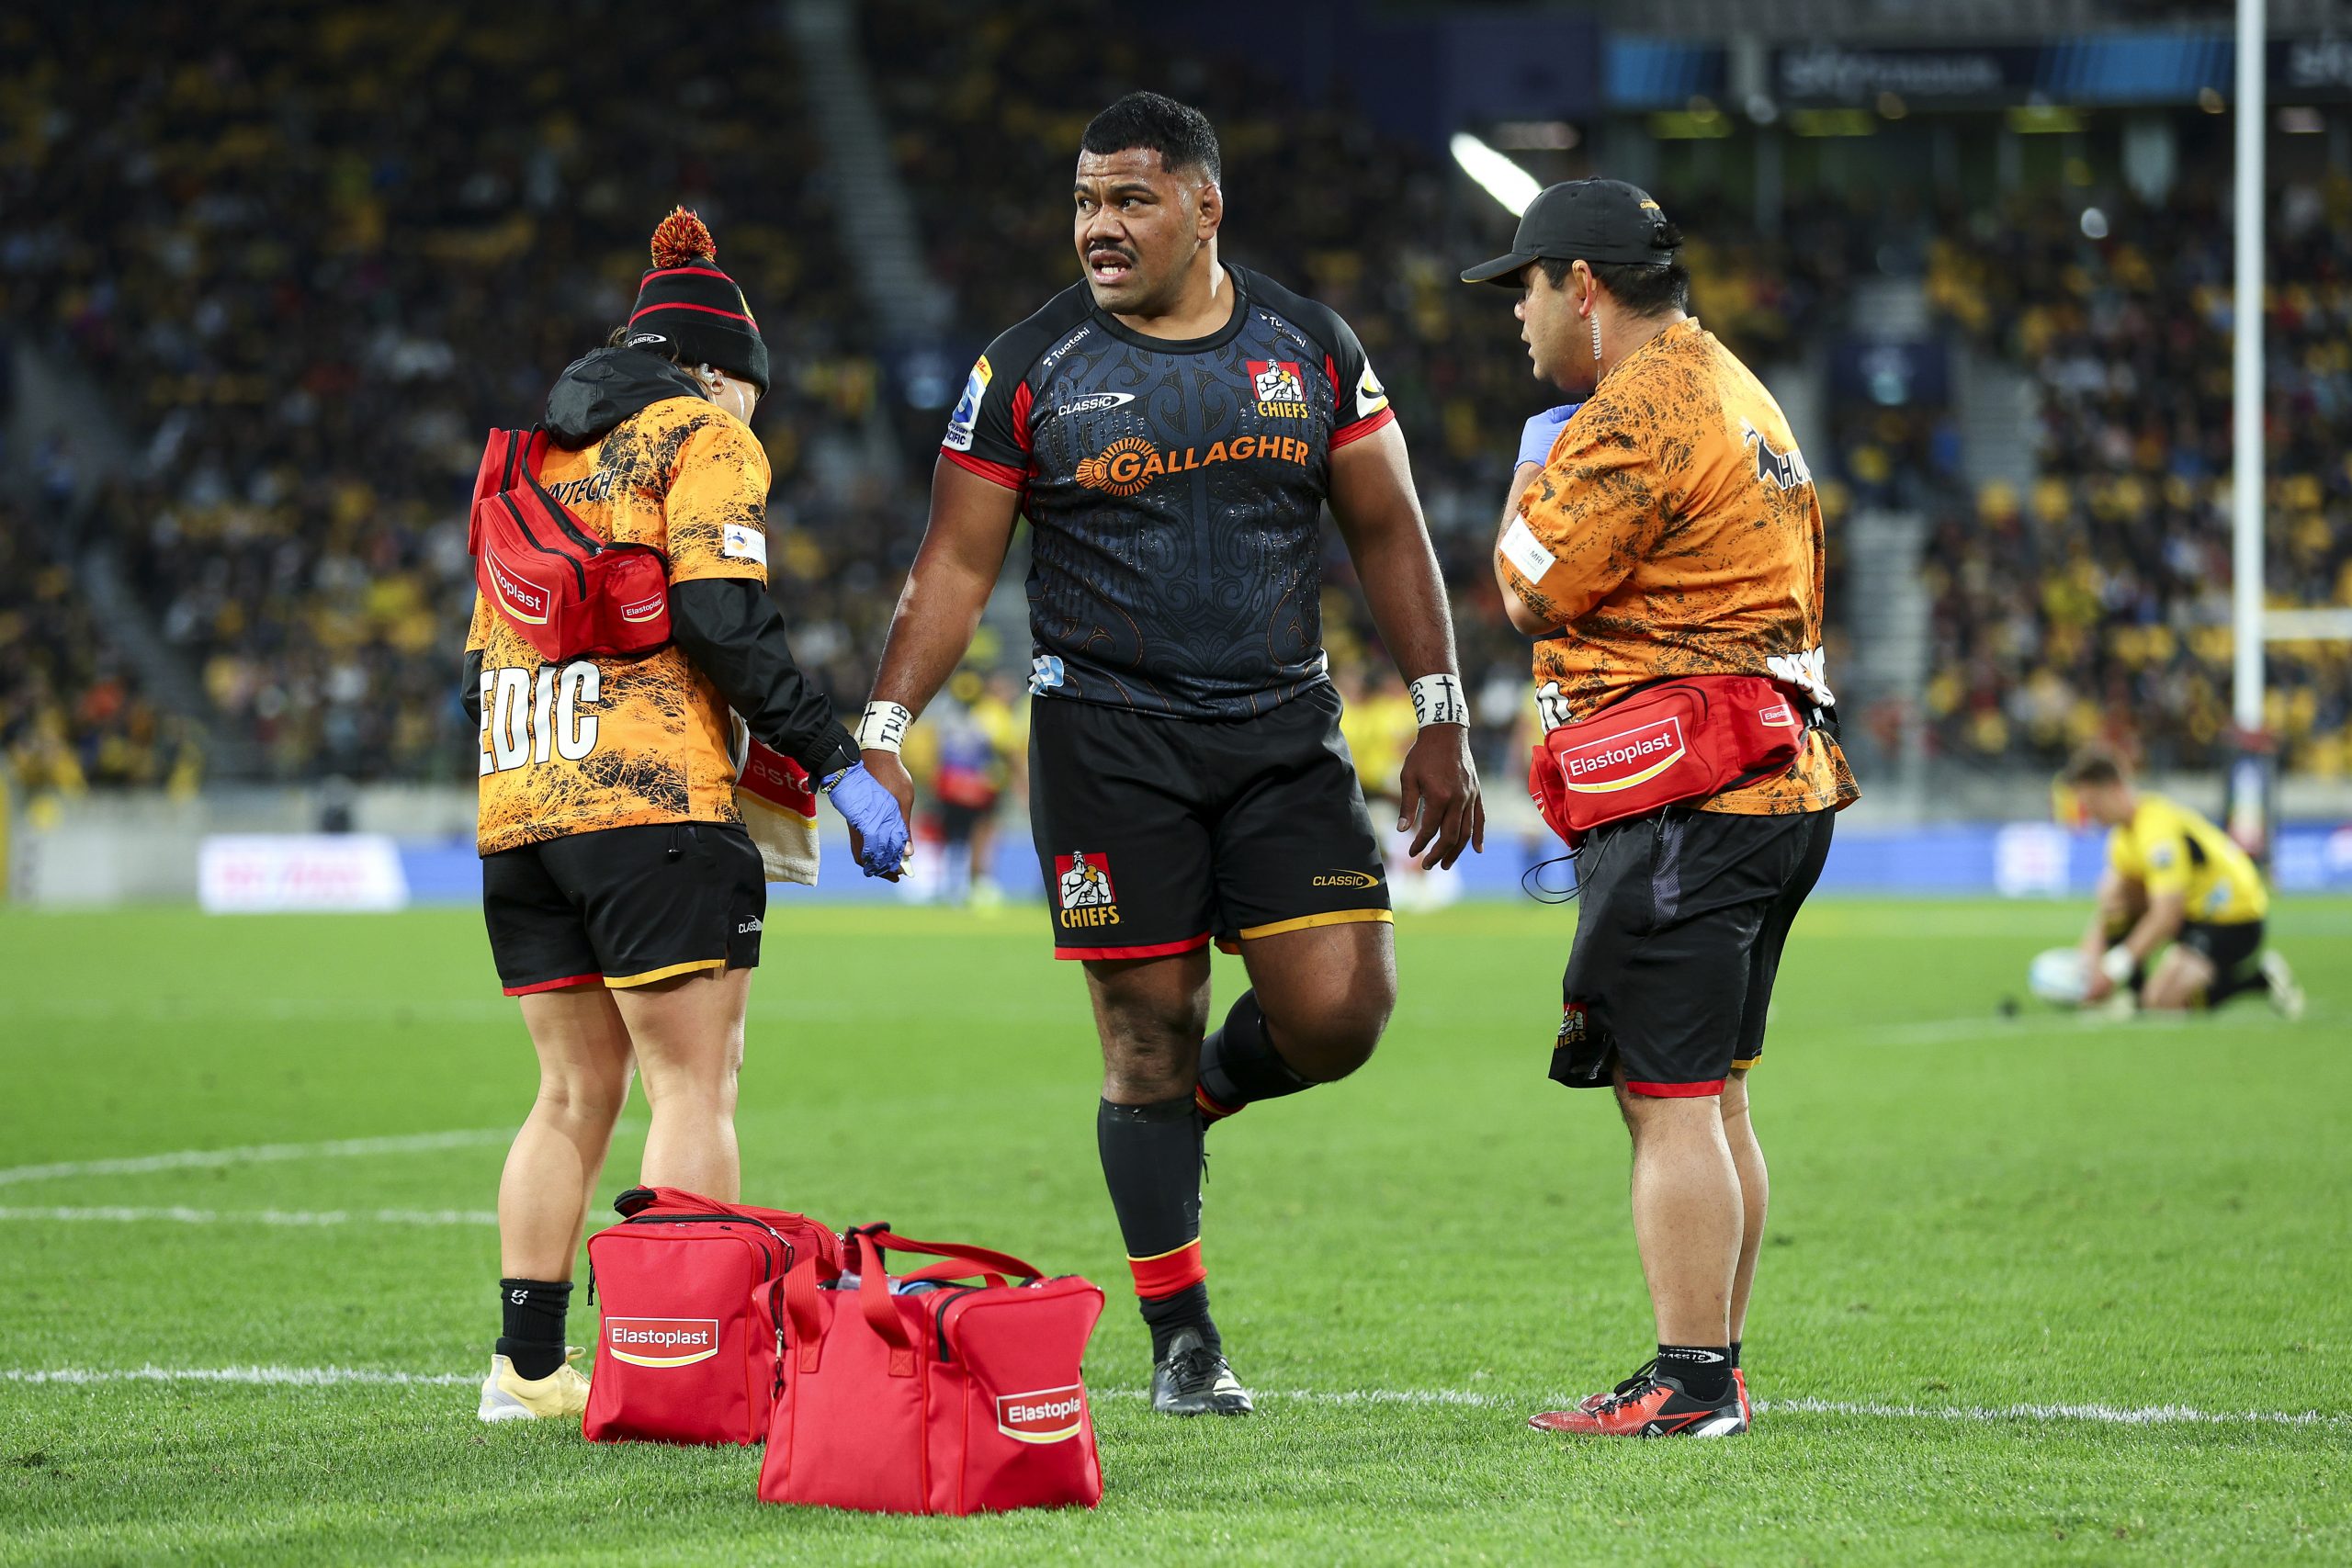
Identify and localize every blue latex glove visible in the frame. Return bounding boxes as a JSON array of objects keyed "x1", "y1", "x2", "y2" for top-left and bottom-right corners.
[
  {"x1": 824, "y1": 762, "x2": 910, "y2": 877},
  {"x1": 1517, "y1": 403, "x2": 1583, "y2": 468}
]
